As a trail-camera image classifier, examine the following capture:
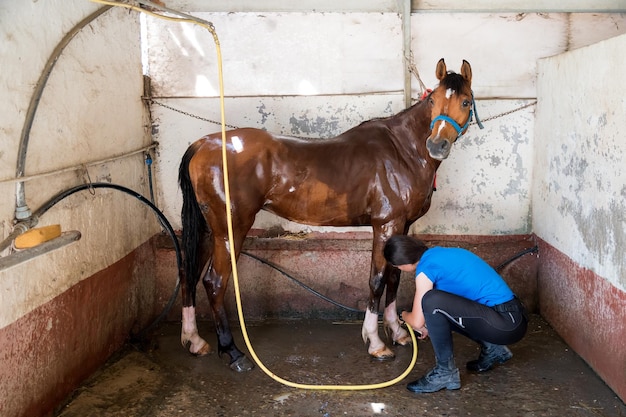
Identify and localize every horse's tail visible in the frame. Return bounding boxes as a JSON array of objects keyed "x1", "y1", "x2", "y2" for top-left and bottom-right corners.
[{"x1": 178, "y1": 141, "x2": 209, "y2": 301}]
